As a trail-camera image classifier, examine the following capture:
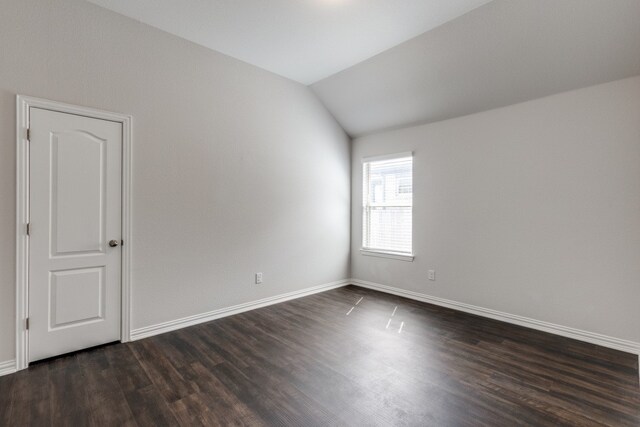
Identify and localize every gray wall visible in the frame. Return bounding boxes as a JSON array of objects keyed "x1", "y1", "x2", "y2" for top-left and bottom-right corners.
[
  {"x1": 0, "y1": 0, "x2": 350, "y2": 363},
  {"x1": 351, "y1": 76, "x2": 640, "y2": 344}
]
